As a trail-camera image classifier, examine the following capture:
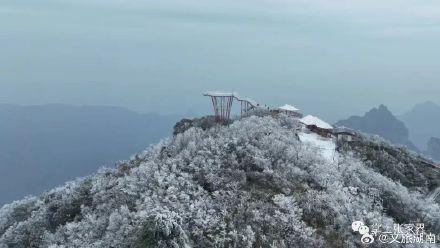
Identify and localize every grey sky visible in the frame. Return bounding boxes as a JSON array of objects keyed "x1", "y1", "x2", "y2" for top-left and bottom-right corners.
[{"x1": 1, "y1": 0, "x2": 440, "y2": 121}]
